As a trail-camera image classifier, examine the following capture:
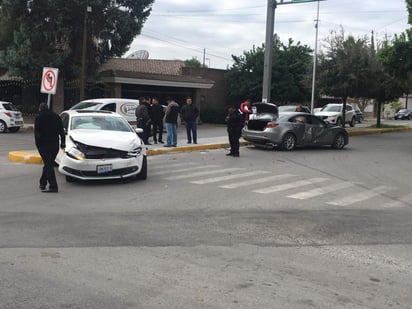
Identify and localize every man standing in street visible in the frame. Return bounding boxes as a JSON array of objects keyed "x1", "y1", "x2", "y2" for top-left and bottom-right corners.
[
  {"x1": 34, "y1": 102, "x2": 65, "y2": 193},
  {"x1": 225, "y1": 105, "x2": 242, "y2": 157},
  {"x1": 150, "y1": 97, "x2": 165, "y2": 144},
  {"x1": 180, "y1": 97, "x2": 199, "y2": 144},
  {"x1": 164, "y1": 97, "x2": 179, "y2": 147},
  {"x1": 135, "y1": 96, "x2": 151, "y2": 145}
]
